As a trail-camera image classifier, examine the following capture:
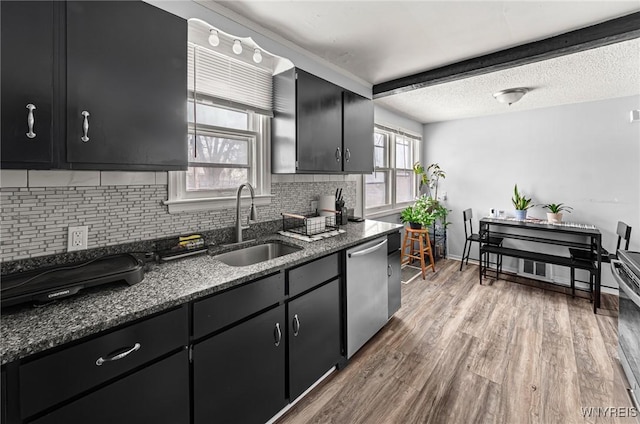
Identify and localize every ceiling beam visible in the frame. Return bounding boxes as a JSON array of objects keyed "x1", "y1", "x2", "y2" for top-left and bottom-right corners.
[{"x1": 373, "y1": 12, "x2": 640, "y2": 99}]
